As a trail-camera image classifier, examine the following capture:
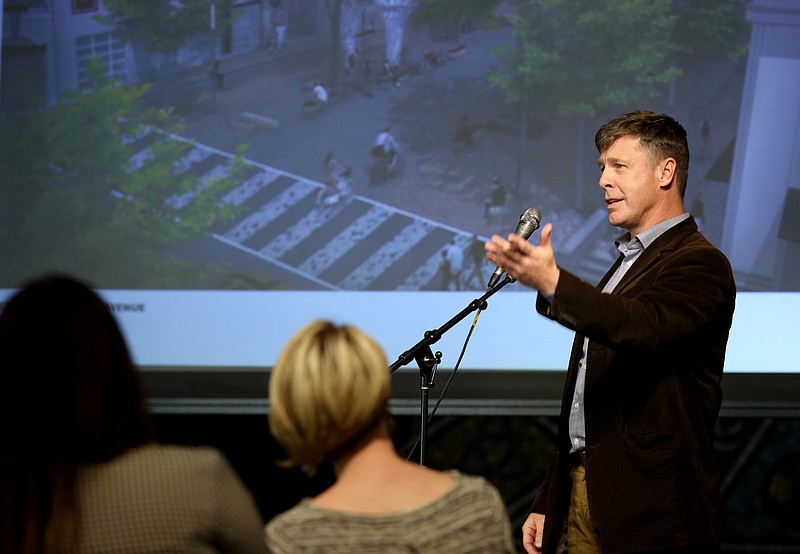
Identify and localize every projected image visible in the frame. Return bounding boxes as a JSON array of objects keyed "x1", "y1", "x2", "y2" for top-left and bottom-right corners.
[{"x1": 2, "y1": 0, "x2": 798, "y2": 292}]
